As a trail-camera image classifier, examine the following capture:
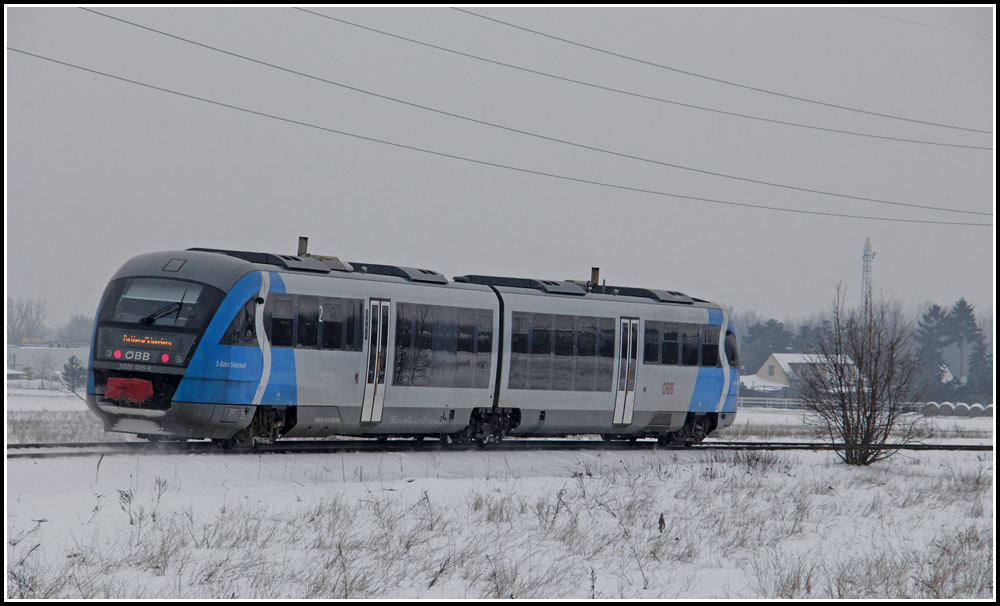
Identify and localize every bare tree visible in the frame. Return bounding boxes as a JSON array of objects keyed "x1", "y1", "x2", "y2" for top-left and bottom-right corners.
[
  {"x1": 34, "y1": 351, "x2": 57, "y2": 390},
  {"x1": 57, "y1": 315, "x2": 95, "y2": 343},
  {"x1": 7, "y1": 298, "x2": 49, "y2": 344},
  {"x1": 795, "y1": 285, "x2": 924, "y2": 466}
]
